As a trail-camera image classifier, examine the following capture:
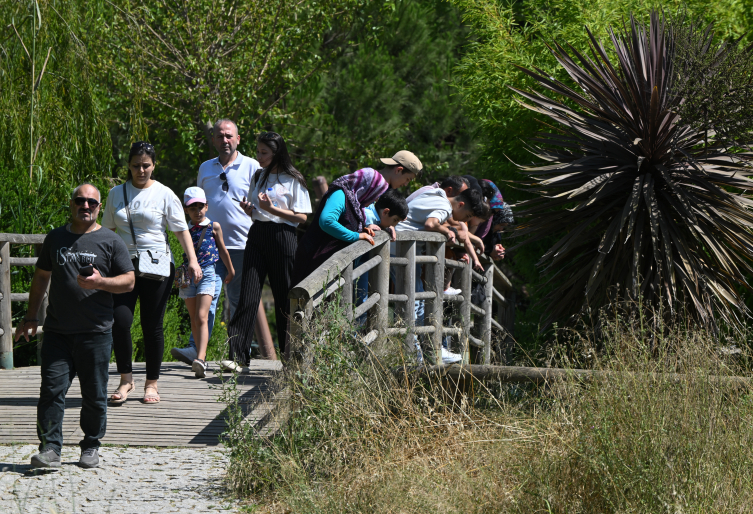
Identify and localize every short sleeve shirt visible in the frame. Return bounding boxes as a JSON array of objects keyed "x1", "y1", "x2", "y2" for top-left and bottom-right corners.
[
  {"x1": 101, "y1": 181, "x2": 188, "y2": 258},
  {"x1": 36, "y1": 226, "x2": 134, "y2": 334},
  {"x1": 197, "y1": 152, "x2": 260, "y2": 250},
  {"x1": 248, "y1": 171, "x2": 312, "y2": 227},
  {"x1": 396, "y1": 188, "x2": 452, "y2": 232}
]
